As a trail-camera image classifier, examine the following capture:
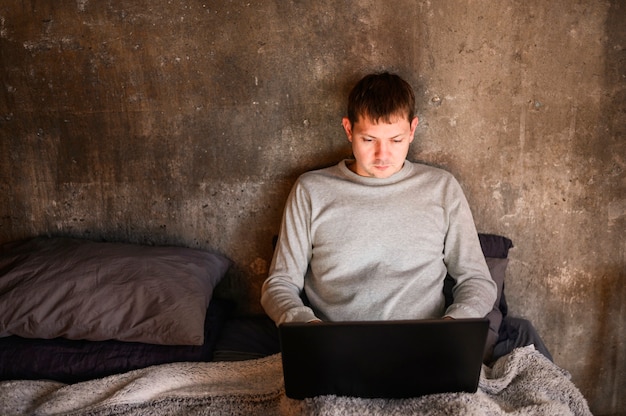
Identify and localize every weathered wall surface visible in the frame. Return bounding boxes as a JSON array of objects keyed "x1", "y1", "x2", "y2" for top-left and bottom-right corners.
[{"x1": 0, "y1": 1, "x2": 623, "y2": 414}]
